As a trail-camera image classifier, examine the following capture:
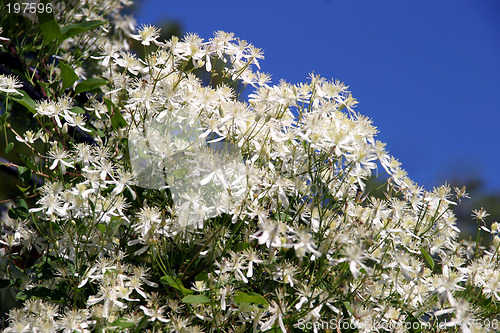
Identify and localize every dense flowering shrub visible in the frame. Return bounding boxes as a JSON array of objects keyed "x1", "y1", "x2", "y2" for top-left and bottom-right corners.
[{"x1": 0, "y1": 1, "x2": 499, "y2": 332}]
